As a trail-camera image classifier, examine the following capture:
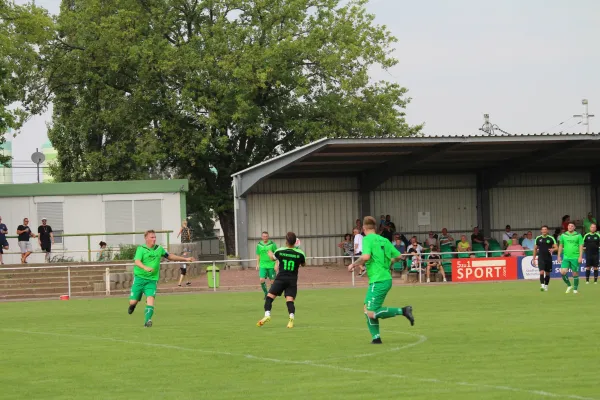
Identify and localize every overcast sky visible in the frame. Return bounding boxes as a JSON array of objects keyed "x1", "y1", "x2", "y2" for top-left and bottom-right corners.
[{"x1": 10, "y1": 0, "x2": 600, "y2": 183}]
